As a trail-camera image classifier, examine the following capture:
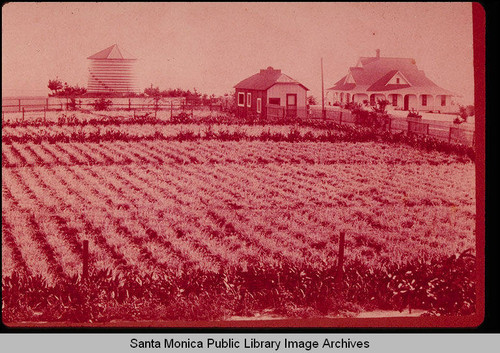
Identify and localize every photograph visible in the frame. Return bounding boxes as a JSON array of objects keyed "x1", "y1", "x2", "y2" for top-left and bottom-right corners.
[{"x1": 1, "y1": 2, "x2": 483, "y2": 328}]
